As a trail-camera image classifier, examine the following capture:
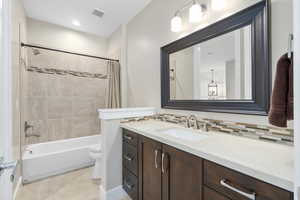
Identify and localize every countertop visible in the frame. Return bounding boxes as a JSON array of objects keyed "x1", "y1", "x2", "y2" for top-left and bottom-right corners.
[{"x1": 120, "y1": 120, "x2": 294, "y2": 192}]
